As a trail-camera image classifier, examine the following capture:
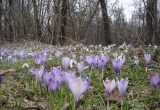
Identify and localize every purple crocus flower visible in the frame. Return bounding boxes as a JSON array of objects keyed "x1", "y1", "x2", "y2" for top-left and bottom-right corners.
[
  {"x1": 77, "y1": 62, "x2": 84, "y2": 74},
  {"x1": 98, "y1": 59, "x2": 105, "y2": 71},
  {"x1": 43, "y1": 71, "x2": 54, "y2": 91},
  {"x1": 51, "y1": 66, "x2": 62, "y2": 74},
  {"x1": 133, "y1": 55, "x2": 138, "y2": 60},
  {"x1": 127, "y1": 44, "x2": 131, "y2": 50},
  {"x1": 103, "y1": 78, "x2": 116, "y2": 98},
  {"x1": 80, "y1": 56, "x2": 83, "y2": 61},
  {"x1": 118, "y1": 55, "x2": 126, "y2": 68},
  {"x1": 116, "y1": 78, "x2": 129, "y2": 100},
  {"x1": 35, "y1": 55, "x2": 47, "y2": 65},
  {"x1": 8, "y1": 55, "x2": 12, "y2": 62},
  {"x1": 68, "y1": 47, "x2": 72, "y2": 52},
  {"x1": 0, "y1": 74, "x2": 2, "y2": 83},
  {"x1": 112, "y1": 55, "x2": 125, "y2": 75},
  {"x1": 47, "y1": 78, "x2": 59, "y2": 93},
  {"x1": 148, "y1": 74, "x2": 160, "y2": 88},
  {"x1": 51, "y1": 66, "x2": 64, "y2": 84},
  {"x1": 55, "y1": 50, "x2": 61, "y2": 58},
  {"x1": 13, "y1": 50, "x2": 19, "y2": 56},
  {"x1": 23, "y1": 53, "x2": 28, "y2": 59},
  {"x1": 19, "y1": 50, "x2": 25, "y2": 58},
  {"x1": 43, "y1": 71, "x2": 54, "y2": 86},
  {"x1": 82, "y1": 46, "x2": 88, "y2": 51},
  {"x1": 68, "y1": 76, "x2": 89, "y2": 110},
  {"x1": 72, "y1": 54, "x2": 76, "y2": 59},
  {"x1": 100, "y1": 55, "x2": 109, "y2": 64},
  {"x1": 43, "y1": 48, "x2": 50, "y2": 53},
  {"x1": 144, "y1": 54, "x2": 151, "y2": 66},
  {"x1": 112, "y1": 58, "x2": 121, "y2": 74},
  {"x1": 32, "y1": 51, "x2": 38, "y2": 58},
  {"x1": 30, "y1": 65, "x2": 45, "y2": 81},
  {"x1": 62, "y1": 57, "x2": 70, "y2": 70},
  {"x1": 98, "y1": 55, "x2": 109, "y2": 71},
  {"x1": 0, "y1": 50, "x2": 5, "y2": 56},
  {"x1": 85, "y1": 56, "x2": 93, "y2": 70},
  {"x1": 64, "y1": 71, "x2": 76, "y2": 84},
  {"x1": 93, "y1": 55, "x2": 99, "y2": 66}
]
